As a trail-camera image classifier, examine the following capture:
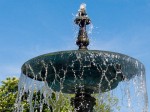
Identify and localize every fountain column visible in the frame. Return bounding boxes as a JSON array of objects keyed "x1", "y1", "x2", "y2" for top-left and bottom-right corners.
[
  {"x1": 71, "y1": 4, "x2": 96, "y2": 112},
  {"x1": 71, "y1": 92, "x2": 96, "y2": 112}
]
